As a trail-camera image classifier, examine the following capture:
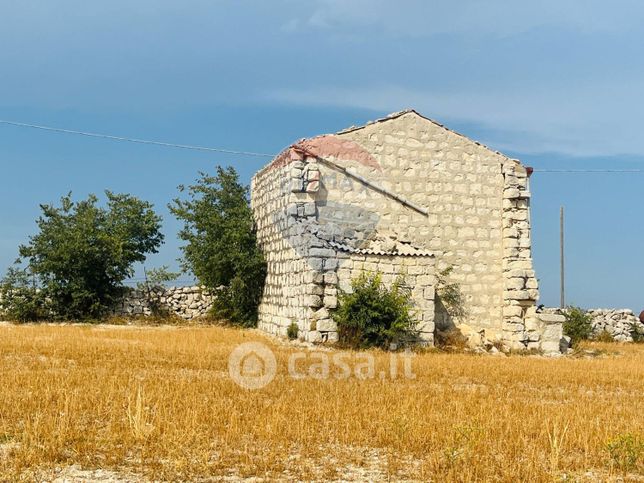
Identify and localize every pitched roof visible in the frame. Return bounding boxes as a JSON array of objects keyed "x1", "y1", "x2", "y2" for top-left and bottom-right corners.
[
  {"x1": 254, "y1": 108, "x2": 522, "y2": 179},
  {"x1": 337, "y1": 109, "x2": 515, "y2": 161}
]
